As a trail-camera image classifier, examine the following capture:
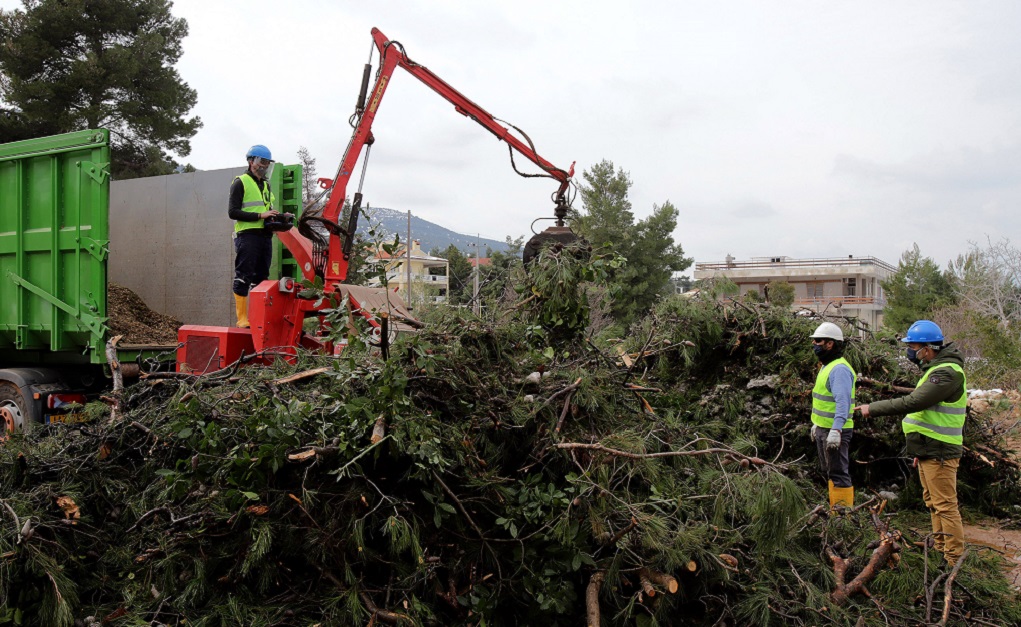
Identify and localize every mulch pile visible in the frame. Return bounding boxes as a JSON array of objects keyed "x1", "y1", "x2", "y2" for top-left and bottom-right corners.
[{"x1": 106, "y1": 283, "x2": 182, "y2": 345}]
